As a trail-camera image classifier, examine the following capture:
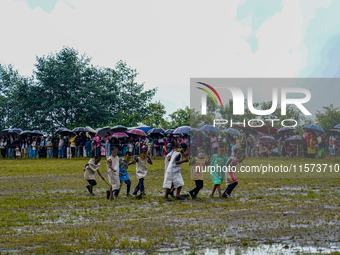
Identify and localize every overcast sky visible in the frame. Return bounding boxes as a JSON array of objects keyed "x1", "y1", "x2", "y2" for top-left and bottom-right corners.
[{"x1": 1, "y1": 0, "x2": 339, "y2": 116}]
